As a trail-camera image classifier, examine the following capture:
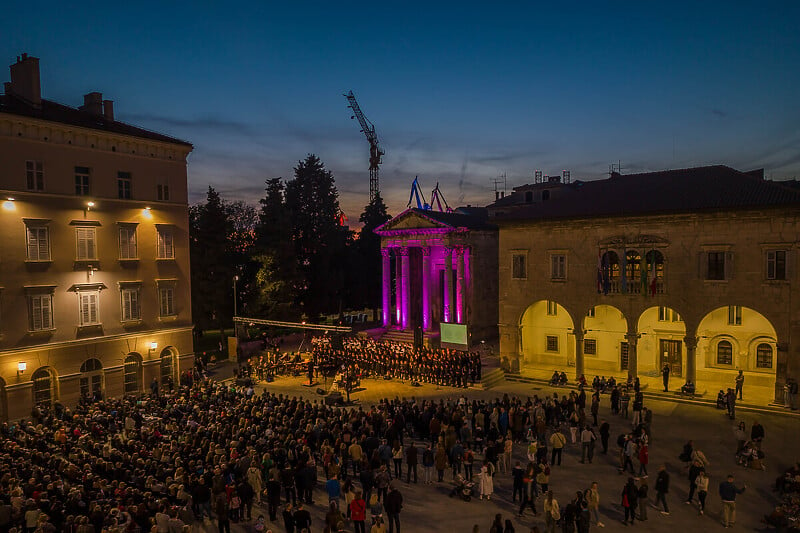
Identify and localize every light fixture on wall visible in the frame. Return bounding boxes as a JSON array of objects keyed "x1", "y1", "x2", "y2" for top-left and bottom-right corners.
[
  {"x1": 3, "y1": 198, "x2": 15, "y2": 211},
  {"x1": 149, "y1": 341, "x2": 158, "y2": 352},
  {"x1": 17, "y1": 361, "x2": 26, "y2": 376},
  {"x1": 142, "y1": 206, "x2": 152, "y2": 219}
]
